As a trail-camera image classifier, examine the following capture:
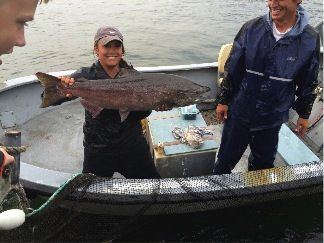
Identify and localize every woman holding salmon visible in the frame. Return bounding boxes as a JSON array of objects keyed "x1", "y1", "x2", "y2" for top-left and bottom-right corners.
[{"x1": 59, "y1": 26, "x2": 160, "y2": 179}]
